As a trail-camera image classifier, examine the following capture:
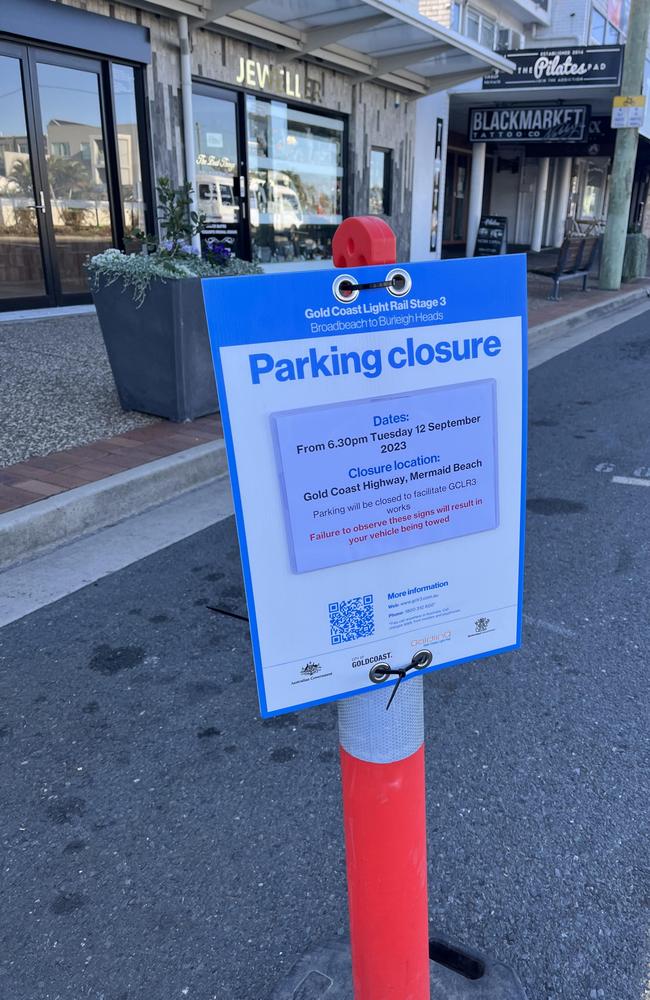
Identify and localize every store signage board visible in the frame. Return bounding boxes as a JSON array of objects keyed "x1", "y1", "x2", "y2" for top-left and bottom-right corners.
[
  {"x1": 611, "y1": 95, "x2": 646, "y2": 128},
  {"x1": 483, "y1": 45, "x2": 623, "y2": 90},
  {"x1": 203, "y1": 257, "x2": 527, "y2": 716},
  {"x1": 469, "y1": 105, "x2": 589, "y2": 144},
  {"x1": 475, "y1": 216, "x2": 508, "y2": 256},
  {"x1": 233, "y1": 55, "x2": 323, "y2": 103},
  {"x1": 513, "y1": 115, "x2": 616, "y2": 158}
]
